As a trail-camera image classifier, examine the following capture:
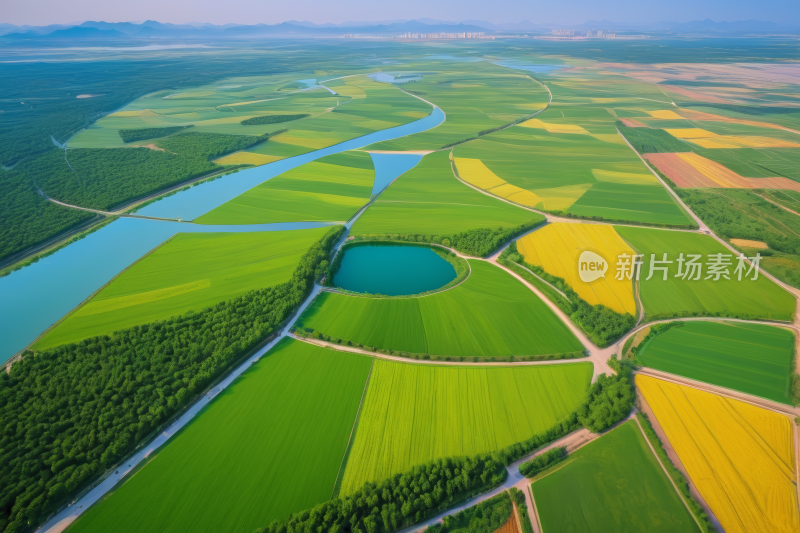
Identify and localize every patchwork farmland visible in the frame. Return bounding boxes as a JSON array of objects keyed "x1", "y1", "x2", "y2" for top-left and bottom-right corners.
[{"x1": 4, "y1": 39, "x2": 800, "y2": 533}]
